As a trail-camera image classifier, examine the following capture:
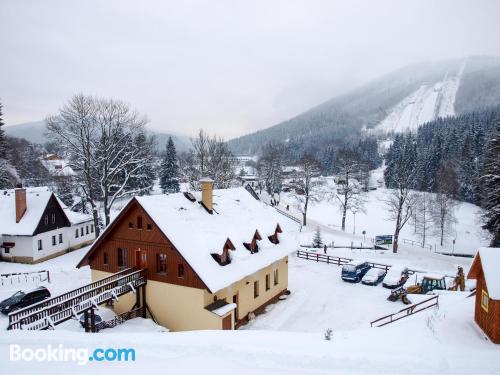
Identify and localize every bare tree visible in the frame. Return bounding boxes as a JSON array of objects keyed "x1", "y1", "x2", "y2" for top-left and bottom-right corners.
[
  {"x1": 93, "y1": 98, "x2": 153, "y2": 225},
  {"x1": 288, "y1": 153, "x2": 322, "y2": 226},
  {"x1": 47, "y1": 94, "x2": 154, "y2": 230},
  {"x1": 411, "y1": 192, "x2": 433, "y2": 247},
  {"x1": 432, "y1": 162, "x2": 458, "y2": 246},
  {"x1": 186, "y1": 129, "x2": 236, "y2": 189},
  {"x1": 334, "y1": 149, "x2": 365, "y2": 231},
  {"x1": 257, "y1": 142, "x2": 284, "y2": 195},
  {"x1": 383, "y1": 134, "x2": 417, "y2": 253},
  {"x1": 46, "y1": 95, "x2": 101, "y2": 234}
]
